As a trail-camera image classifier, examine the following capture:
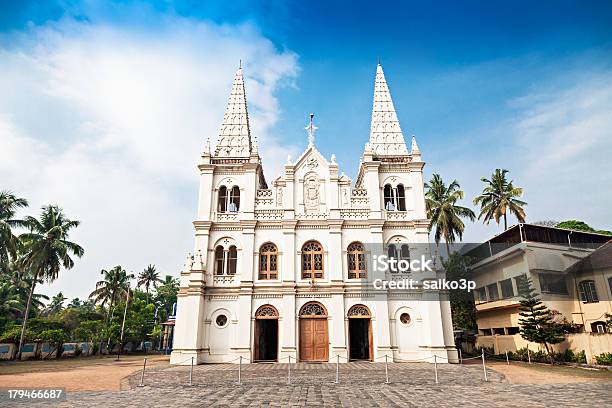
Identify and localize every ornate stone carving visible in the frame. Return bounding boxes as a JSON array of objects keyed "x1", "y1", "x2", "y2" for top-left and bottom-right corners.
[
  {"x1": 306, "y1": 156, "x2": 319, "y2": 169},
  {"x1": 255, "y1": 305, "x2": 279, "y2": 318},
  {"x1": 300, "y1": 302, "x2": 326, "y2": 316},
  {"x1": 347, "y1": 304, "x2": 371, "y2": 317},
  {"x1": 276, "y1": 187, "x2": 283, "y2": 205},
  {"x1": 303, "y1": 174, "x2": 320, "y2": 213}
]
